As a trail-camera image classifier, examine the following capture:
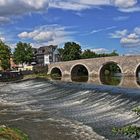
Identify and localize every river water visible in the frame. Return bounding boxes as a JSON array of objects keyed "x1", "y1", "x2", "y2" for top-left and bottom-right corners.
[{"x1": 0, "y1": 78, "x2": 140, "y2": 140}]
